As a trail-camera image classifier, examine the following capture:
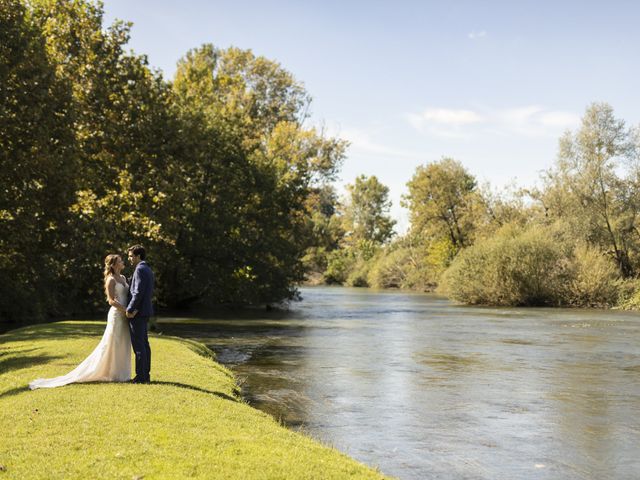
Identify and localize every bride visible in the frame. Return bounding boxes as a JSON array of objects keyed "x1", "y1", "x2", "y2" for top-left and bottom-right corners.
[{"x1": 29, "y1": 254, "x2": 132, "y2": 389}]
